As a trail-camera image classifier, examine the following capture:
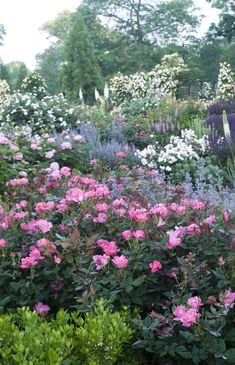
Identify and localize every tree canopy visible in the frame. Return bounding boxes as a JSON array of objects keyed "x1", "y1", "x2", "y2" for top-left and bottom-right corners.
[
  {"x1": 207, "y1": 0, "x2": 235, "y2": 42},
  {"x1": 0, "y1": 24, "x2": 5, "y2": 46},
  {"x1": 83, "y1": 0, "x2": 201, "y2": 45}
]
